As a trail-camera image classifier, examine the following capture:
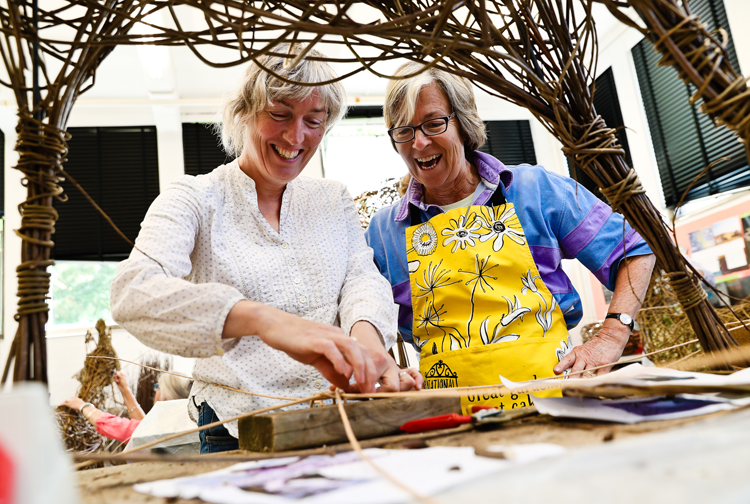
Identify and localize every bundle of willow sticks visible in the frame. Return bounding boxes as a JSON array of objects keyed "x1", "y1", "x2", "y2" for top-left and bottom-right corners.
[{"x1": 56, "y1": 320, "x2": 120, "y2": 465}]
